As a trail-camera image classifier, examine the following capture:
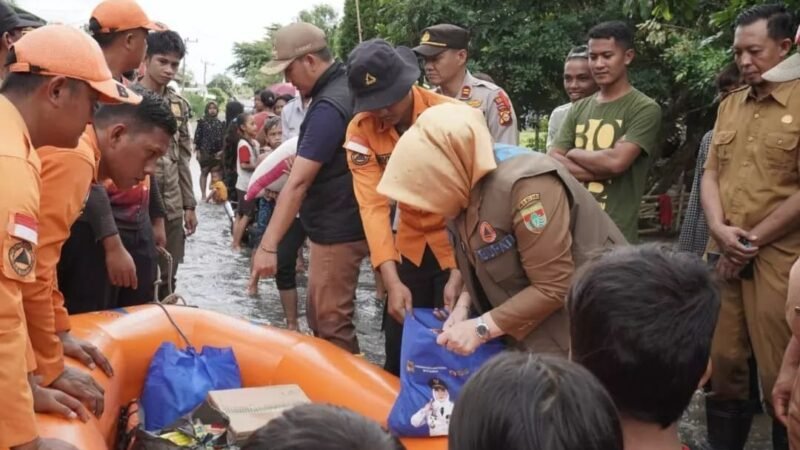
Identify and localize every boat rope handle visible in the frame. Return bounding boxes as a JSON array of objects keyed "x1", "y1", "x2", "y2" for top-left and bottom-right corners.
[
  {"x1": 154, "y1": 302, "x2": 194, "y2": 350},
  {"x1": 154, "y1": 247, "x2": 174, "y2": 301}
]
